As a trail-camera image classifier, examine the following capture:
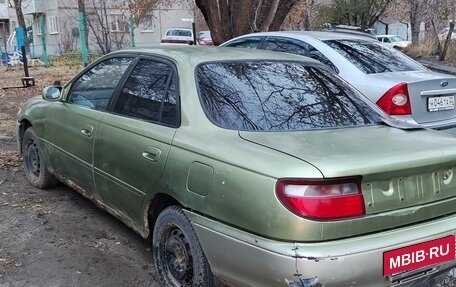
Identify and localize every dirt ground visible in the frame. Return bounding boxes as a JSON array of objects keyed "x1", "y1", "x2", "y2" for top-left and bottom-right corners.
[{"x1": 0, "y1": 65, "x2": 160, "y2": 287}]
